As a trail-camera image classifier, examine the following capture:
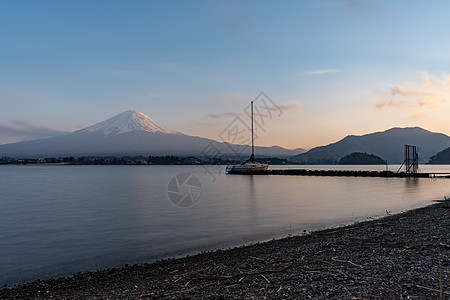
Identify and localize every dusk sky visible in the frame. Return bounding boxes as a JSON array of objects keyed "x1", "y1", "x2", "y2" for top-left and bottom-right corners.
[{"x1": 1, "y1": 0, "x2": 450, "y2": 149}]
